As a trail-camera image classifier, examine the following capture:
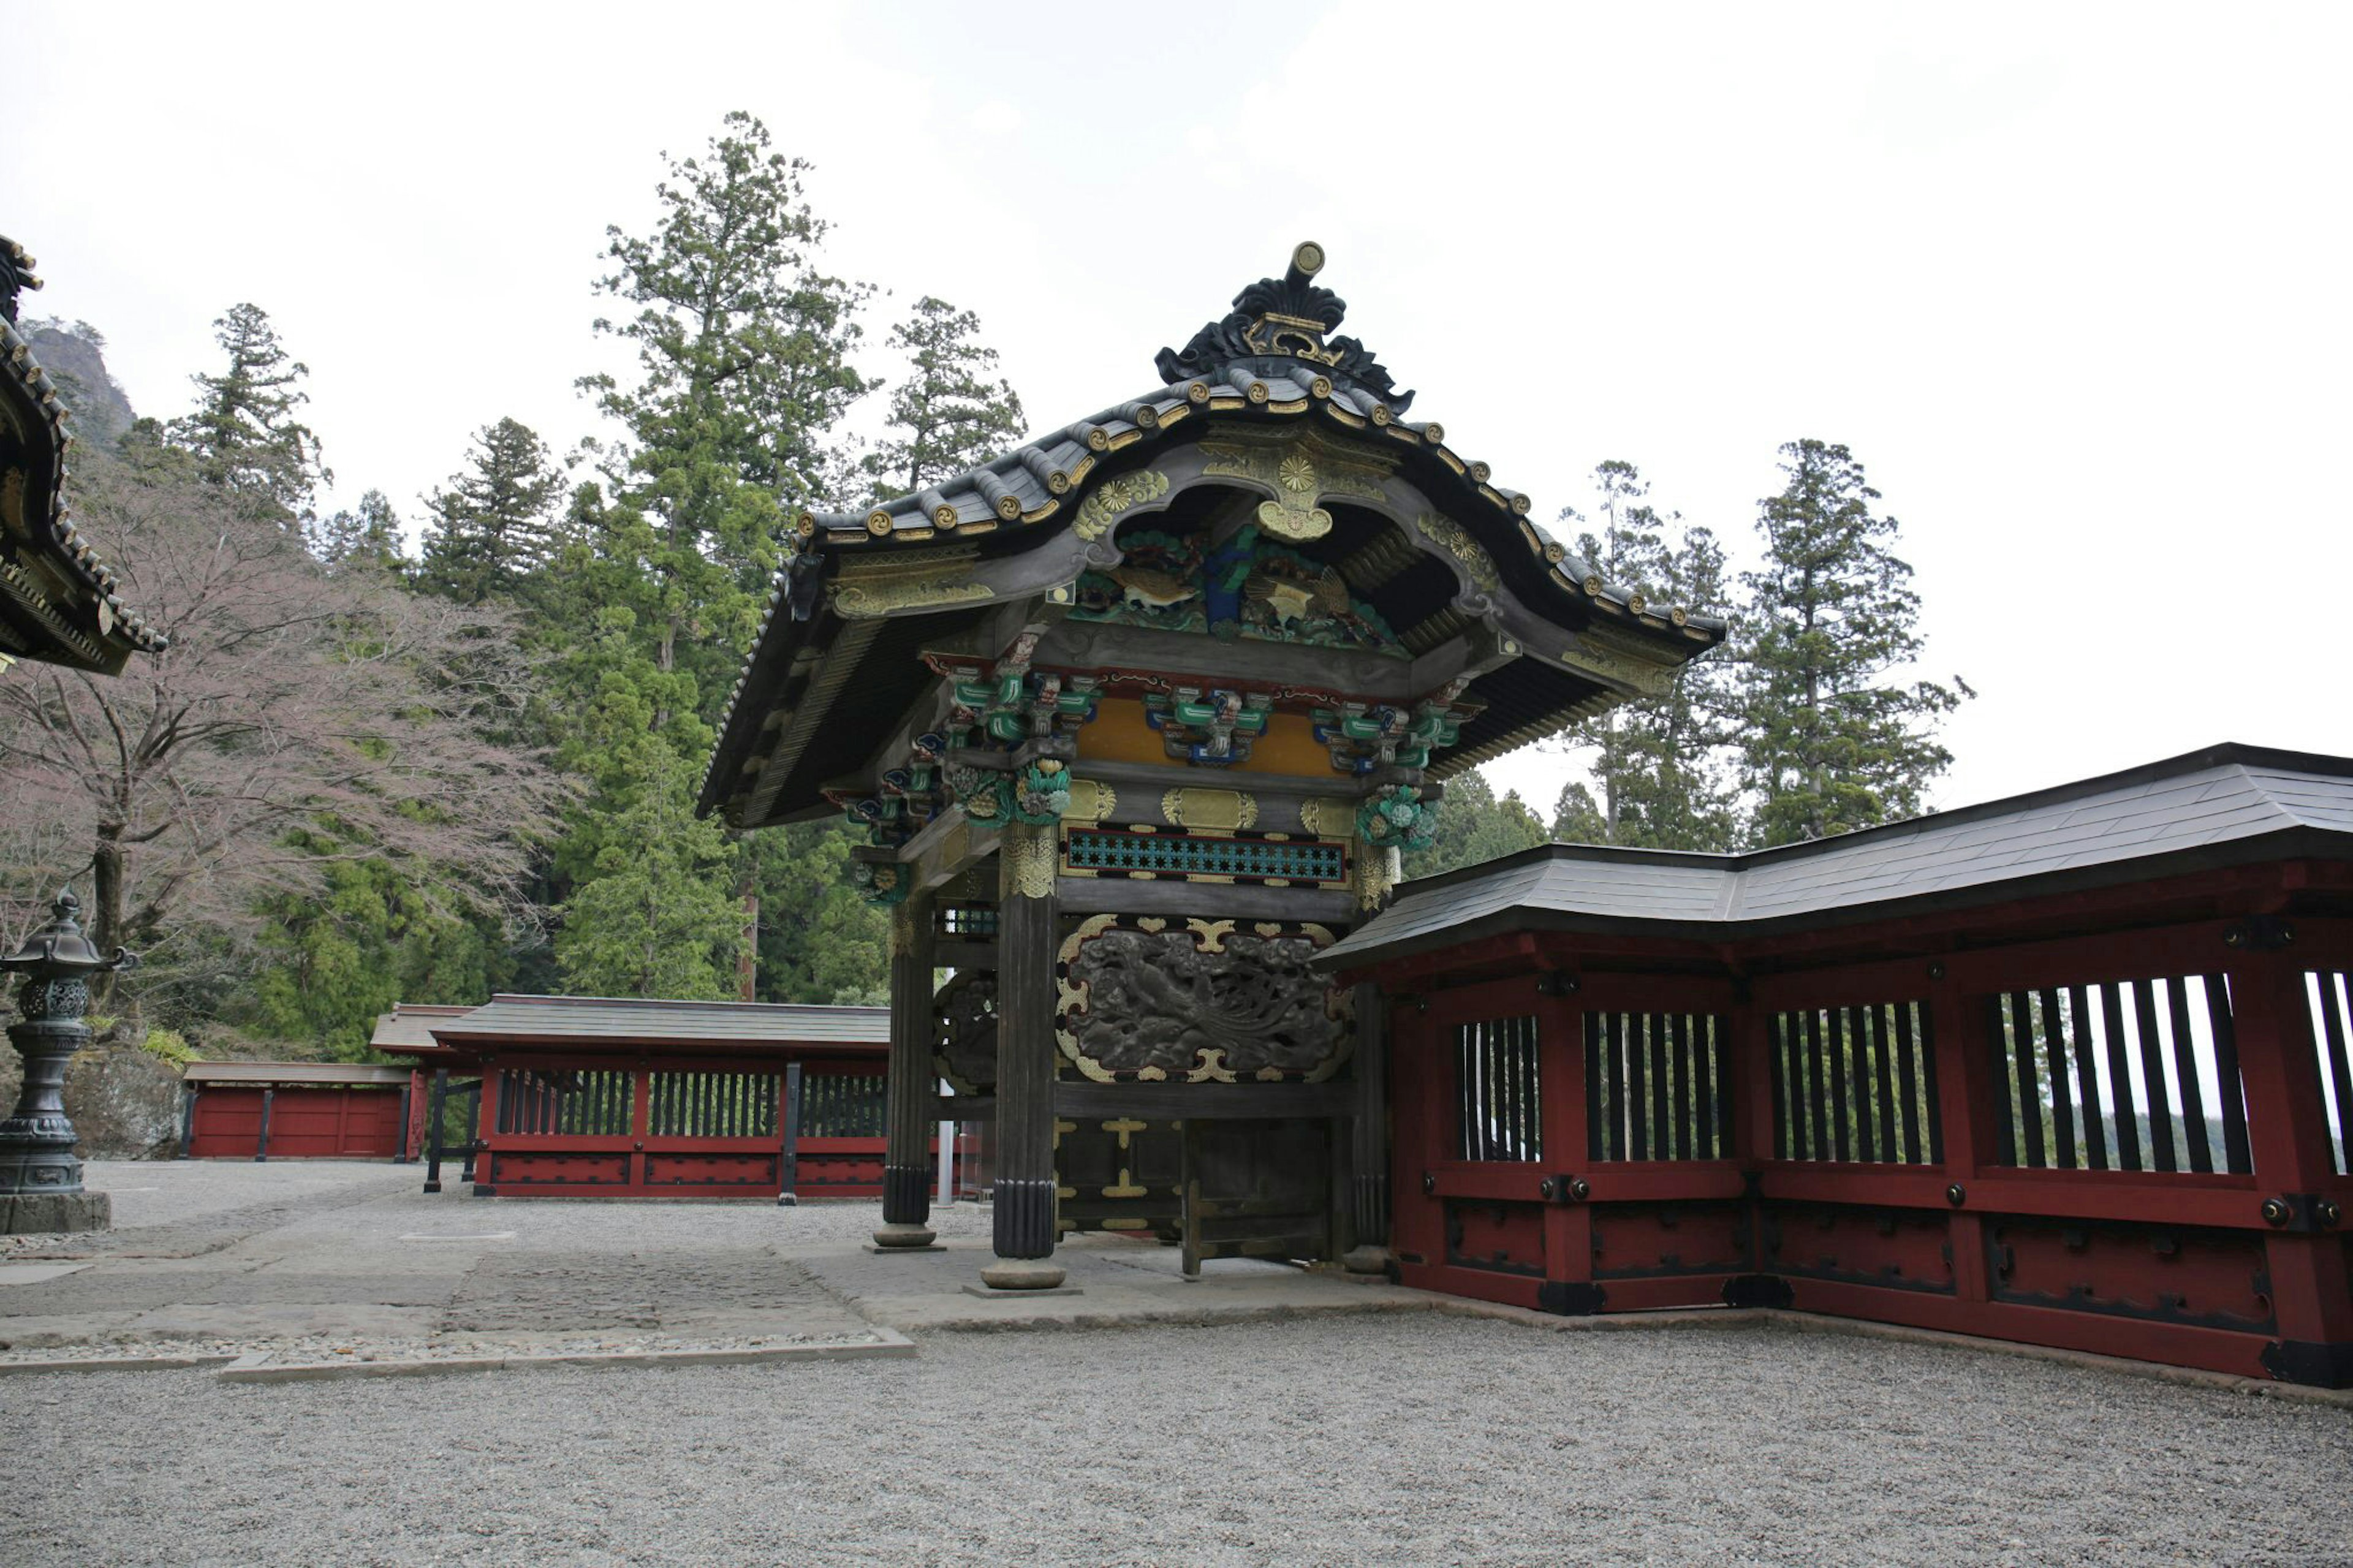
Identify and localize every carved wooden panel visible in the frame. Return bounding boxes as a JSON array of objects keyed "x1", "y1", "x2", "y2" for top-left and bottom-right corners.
[
  {"x1": 933, "y1": 969, "x2": 998, "y2": 1094},
  {"x1": 1055, "y1": 914, "x2": 1349, "y2": 1083}
]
